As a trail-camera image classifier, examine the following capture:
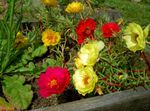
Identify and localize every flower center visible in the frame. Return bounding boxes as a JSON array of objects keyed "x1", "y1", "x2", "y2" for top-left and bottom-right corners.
[
  {"x1": 85, "y1": 27, "x2": 92, "y2": 35},
  {"x1": 47, "y1": 35, "x2": 57, "y2": 43},
  {"x1": 131, "y1": 33, "x2": 139, "y2": 43},
  {"x1": 83, "y1": 76, "x2": 89, "y2": 85},
  {"x1": 48, "y1": 79, "x2": 57, "y2": 88}
]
